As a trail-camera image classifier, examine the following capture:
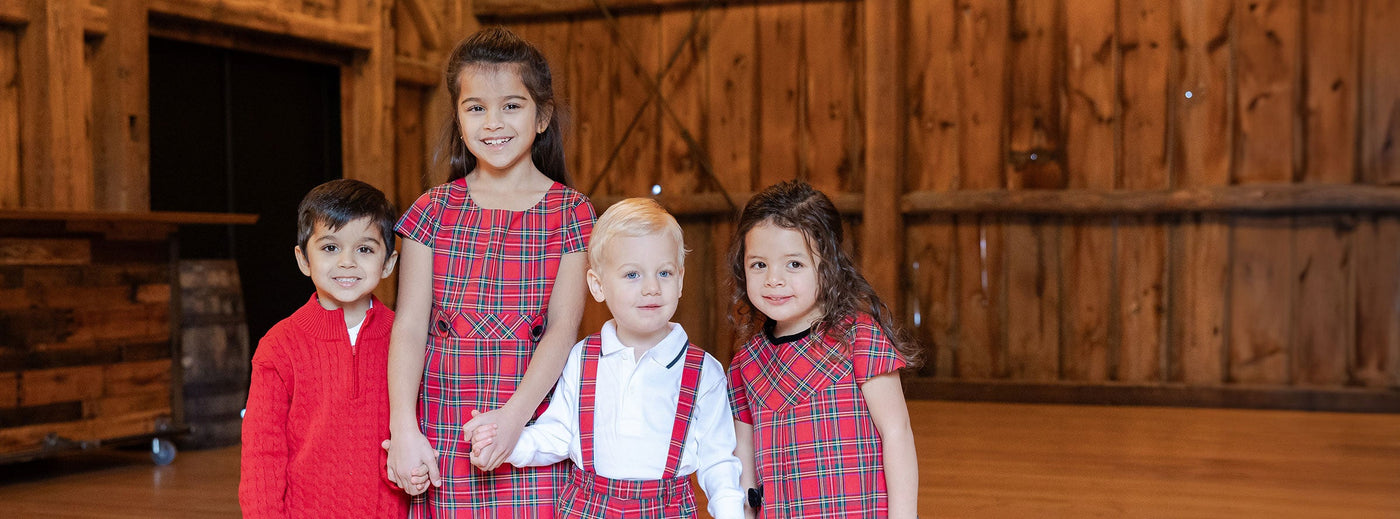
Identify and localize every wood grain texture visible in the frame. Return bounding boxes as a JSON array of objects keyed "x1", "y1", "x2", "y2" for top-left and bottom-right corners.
[
  {"x1": 905, "y1": 0, "x2": 960, "y2": 193},
  {"x1": 572, "y1": 17, "x2": 613, "y2": 192},
  {"x1": 862, "y1": 0, "x2": 903, "y2": 312},
  {"x1": 1361, "y1": 0, "x2": 1400, "y2": 185},
  {"x1": 91, "y1": 0, "x2": 149, "y2": 212},
  {"x1": 1004, "y1": 216, "x2": 1059, "y2": 381},
  {"x1": 660, "y1": 8, "x2": 704, "y2": 197},
  {"x1": 611, "y1": 13, "x2": 660, "y2": 198},
  {"x1": 801, "y1": 1, "x2": 859, "y2": 194},
  {"x1": 19, "y1": 0, "x2": 92, "y2": 210},
  {"x1": 1354, "y1": 215, "x2": 1400, "y2": 388},
  {"x1": 705, "y1": 3, "x2": 755, "y2": 196},
  {"x1": 0, "y1": 30, "x2": 16, "y2": 209},
  {"x1": 755, "y1": 3, "x2": 800, "y2": 189}
]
